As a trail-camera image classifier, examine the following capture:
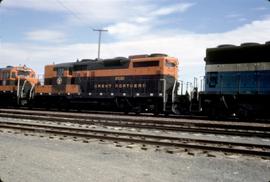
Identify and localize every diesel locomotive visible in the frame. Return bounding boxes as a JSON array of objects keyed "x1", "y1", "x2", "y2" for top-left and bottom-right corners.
[
  {"x1": 200, "y1": 42, "x2": 270, "y2": 118},
  {"x1": 34, "y1": 54, "x2": 180, "y2": 114},
  {"x1": 0, "y1": 65, "x2": 39, "y2": 106}
]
